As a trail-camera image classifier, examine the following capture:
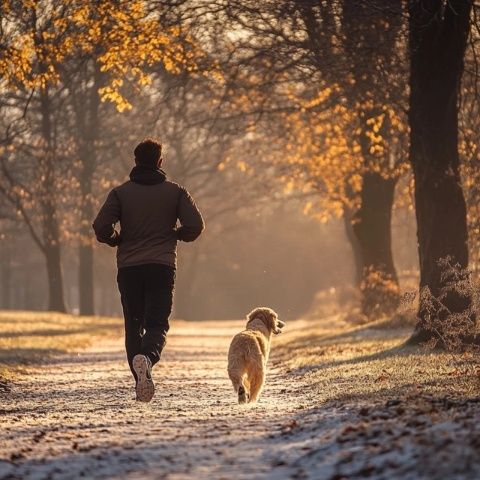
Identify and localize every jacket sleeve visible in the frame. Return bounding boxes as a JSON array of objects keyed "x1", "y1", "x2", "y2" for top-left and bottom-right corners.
[
  {"x1": 92, "y1": 189, "x2": 121, "y2": 247},
  {"x1": 176, "y1": 187, "x2": 205, "y2": 242}
]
